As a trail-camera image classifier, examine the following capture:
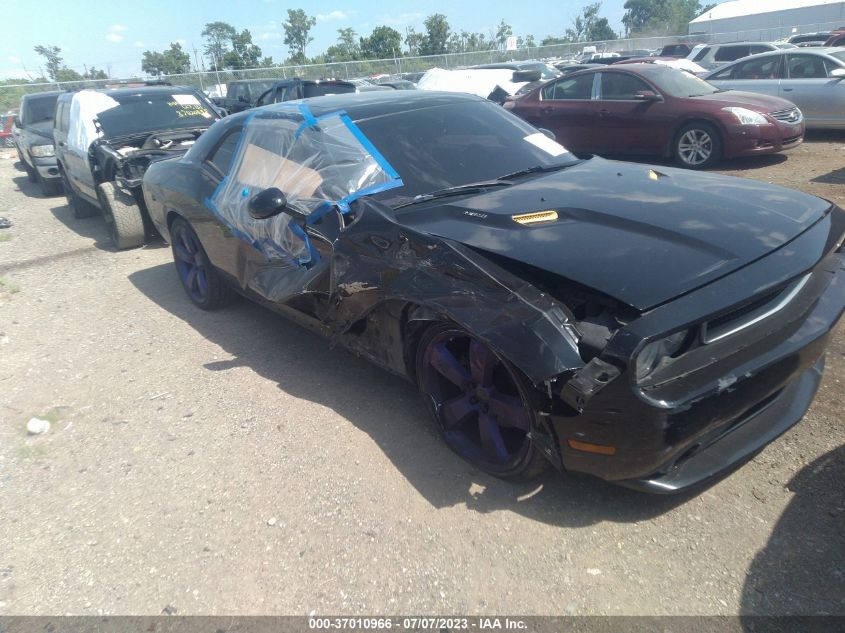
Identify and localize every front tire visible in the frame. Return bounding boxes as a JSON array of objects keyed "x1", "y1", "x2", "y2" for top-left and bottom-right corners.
[
  {"x1": 673, "y1": 121, "x2": 722, "y2": 169},
  {"x1": 39, "y1": 175, "x2": 62, "y2": 197},
  {"x1": 415, "y1": 323, "x2": 548, "y2": 481},
  {"x1": 23, "y1": 160, "x2": 37, "y2": 183},
  {"x1": 97, "y1": 181, "x2": 144, "y2": 250},
  {"x1": 170, "y1": 217, "x2": 237, "y2": 310}
]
